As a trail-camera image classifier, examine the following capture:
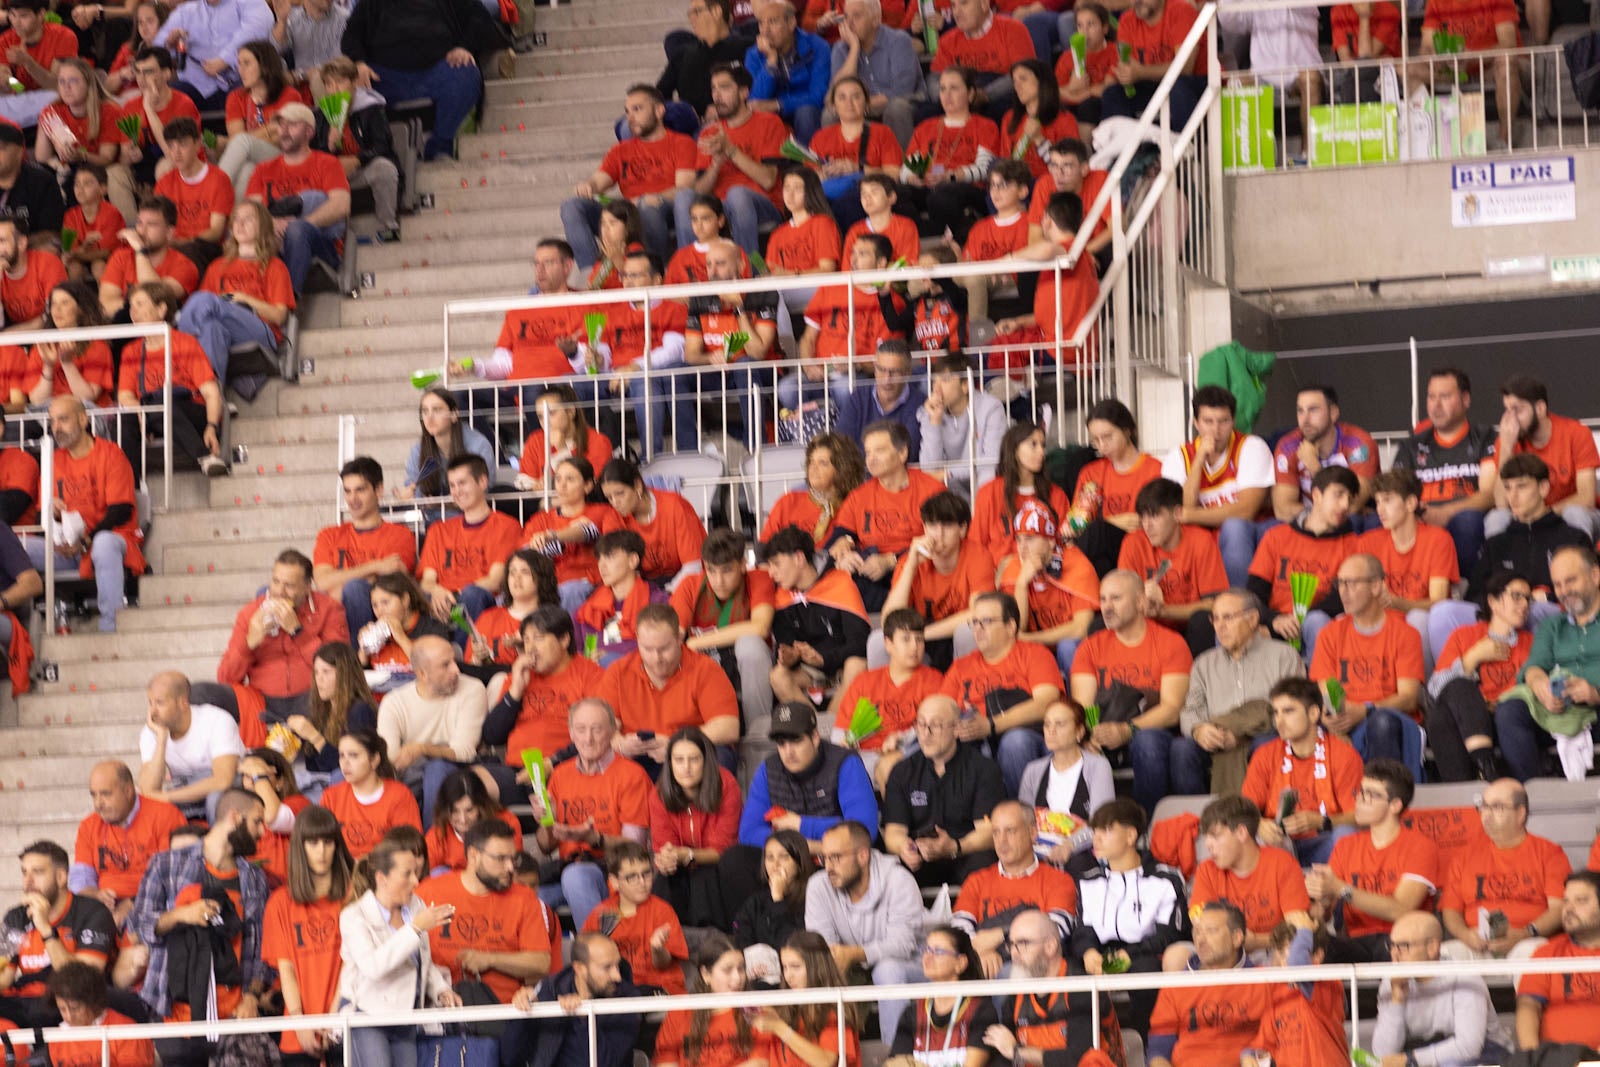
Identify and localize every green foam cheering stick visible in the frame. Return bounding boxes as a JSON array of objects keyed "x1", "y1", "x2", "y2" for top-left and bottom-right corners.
[
  {"x1": 724, "y1": 330, "x2": 750, "y2": 358},
  {"x1": 115, "y1": 112, "x2": 142, "y2": 143},
  {"x1": 844, "y1": 698, "x2": 883, "y2": 748},
  {"x1": 410, "y1": 359, "x2": 469, "y2": 390},
  {"x1": 1288, "y1": 571, "x2": 1319, "y2": 652},
  {"x1": 1069, "y1": 31, "x2": 1088, "y2": 78},
  {"x1": 60, "y1": 227, "x2": 78, "y2": 255},
  {"x1": 1118, "y1": 43, "x2": 1136, "y2": 96},
  {"x1": 520, "y1": 748, "x2": 556, "y2": 826}
]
